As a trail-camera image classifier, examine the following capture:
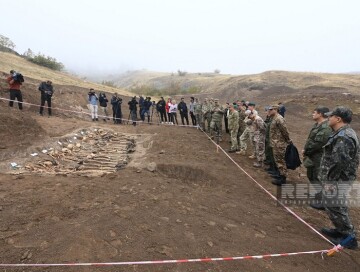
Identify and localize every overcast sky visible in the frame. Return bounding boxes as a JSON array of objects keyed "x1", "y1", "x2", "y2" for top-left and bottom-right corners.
[{"x1": 1, "y1": 0, "x2": 359, "y2": 75}]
